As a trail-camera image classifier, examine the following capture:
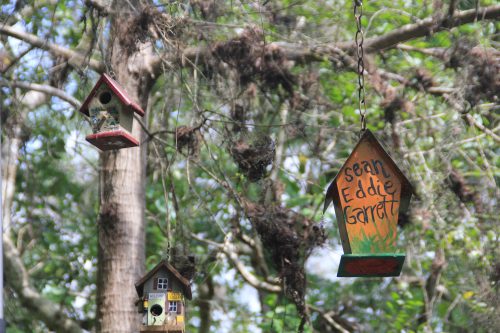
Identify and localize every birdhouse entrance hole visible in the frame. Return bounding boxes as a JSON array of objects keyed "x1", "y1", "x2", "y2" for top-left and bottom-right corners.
[
  {"x1": 150, "y1": 304, "x2": 163, "y2": 317},
  {"x1": 99, "y1": 91, "x2": 112, "y2": 104}
]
